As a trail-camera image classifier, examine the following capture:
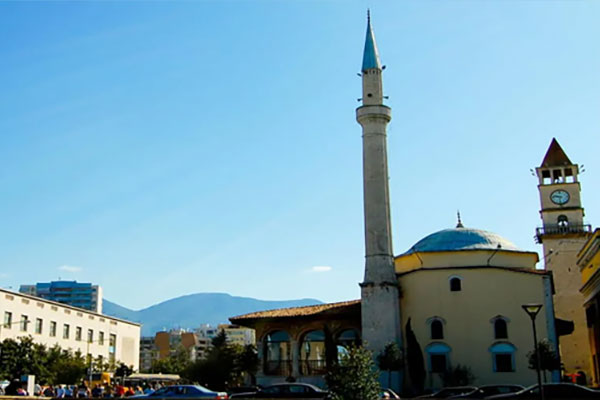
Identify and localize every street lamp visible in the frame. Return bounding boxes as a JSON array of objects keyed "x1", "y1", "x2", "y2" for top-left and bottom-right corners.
[{"x1": 522, "y1": 304, "x2": 545, "y2": 400}]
